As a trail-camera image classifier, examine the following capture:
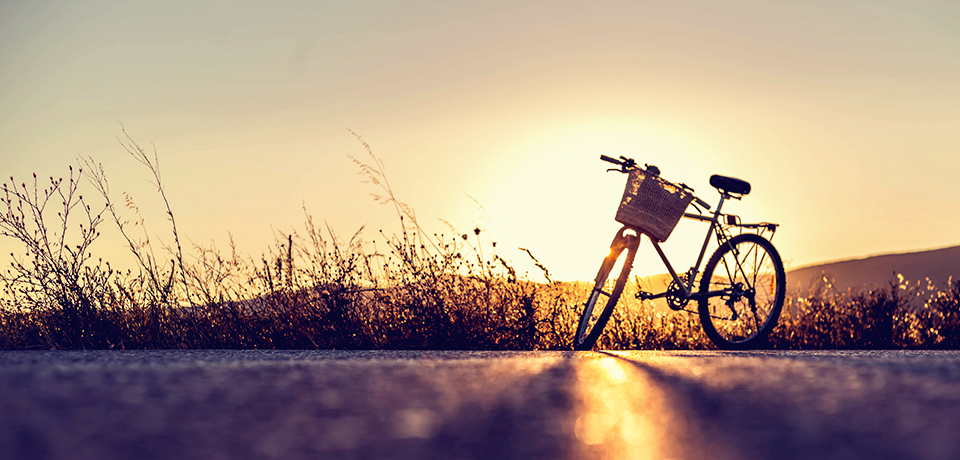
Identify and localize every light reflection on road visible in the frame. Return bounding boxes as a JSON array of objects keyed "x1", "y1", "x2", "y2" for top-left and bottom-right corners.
[
  {"x1": 3, "y1": 350, "x2": 960, "y2": 459},
  {"x1": 574, "y1": 354, "x2": 665, "y2": 460}
]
